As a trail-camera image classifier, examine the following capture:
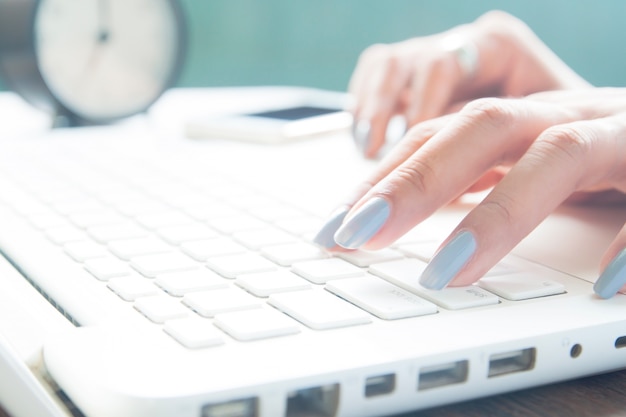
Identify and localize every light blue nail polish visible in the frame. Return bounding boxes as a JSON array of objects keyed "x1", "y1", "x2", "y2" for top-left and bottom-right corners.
[
  {"x1": 334, "y1": 197, "x2": 390, "y2": 249},
  {"x1": 312, "y1": 206, "x2": 350, "y2": 249},
  {"x1": 594, "y1": 249, "x2": 626, "y2": 299},
  {"x1": 419, "y1": 230, "x2": 477, "y2": 290},
  {"x1": 353, "y1": 119, "x2": 371, "y2": 155}
]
